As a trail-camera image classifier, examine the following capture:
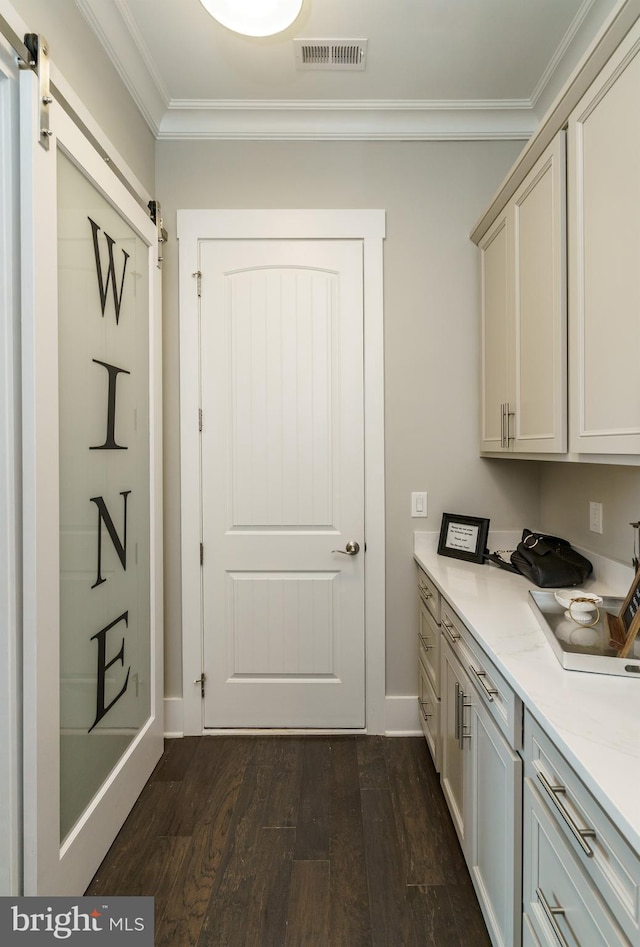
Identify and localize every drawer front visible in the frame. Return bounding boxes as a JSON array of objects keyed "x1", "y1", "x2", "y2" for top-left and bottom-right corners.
[
  {"x1": 525, "y1": 712, "x2": 640, "y2": 944},
  {"x1": 418, "y1": 598, "x2": 440, "y2": 696},
  {"x1": 523, "y1": 780, "x2": 629, "y2": 947},
  {"x1": 441, "y1": 601, "x2": 522, "y2": 751},
  {"x1": 417, "y1": 565, "x2": 440, "y2": 623},
  {"x1": 418, "y1": 663, "x2": 440, "y2": 771}
]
